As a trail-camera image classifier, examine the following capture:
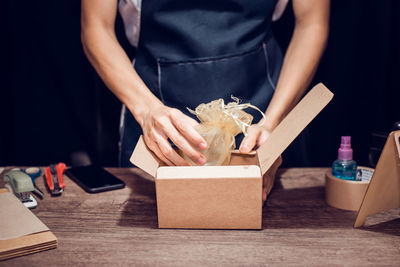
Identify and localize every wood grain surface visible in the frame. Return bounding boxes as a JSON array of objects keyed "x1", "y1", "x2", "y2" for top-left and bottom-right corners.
[{"x1": 0, "y1": 167, "x2": 399, "y2": 266}]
